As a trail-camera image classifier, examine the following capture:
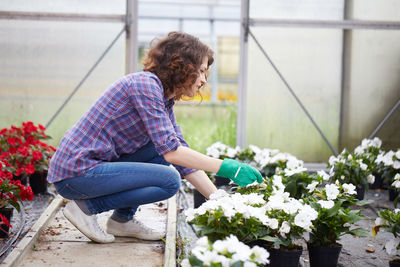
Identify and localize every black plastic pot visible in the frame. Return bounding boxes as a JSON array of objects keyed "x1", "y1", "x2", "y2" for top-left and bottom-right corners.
[
  {"x1": 307, "y1": 243, "x2": 342, "y2": 267},
  {"x1": 29, "y1": 171, "x2": 48, "y2": 195},
  {"x1": 193, "y1": 189, "x2": 207, "y2": 208},
  {"x1": 268, "y1": 247, "x2": 303, "y2": 267},
  {"x1": 356, "y1": 185, "x2": 365, "y2": 200},
  {"x1": 369, "y1": 173, "x2": 382, "y2": 189},
  {"x1": 214, "y1": 176, "x2": 231, "y2": 187},
  {"x1": 390, "y1": 259, "x2": 400, "y2": 267},
  {"x1": 389, "y1": 189, "x2": 399, "y2": 202},
  {"x1": 0, "y1": 207, "x2": 13, "y2": 238}
]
